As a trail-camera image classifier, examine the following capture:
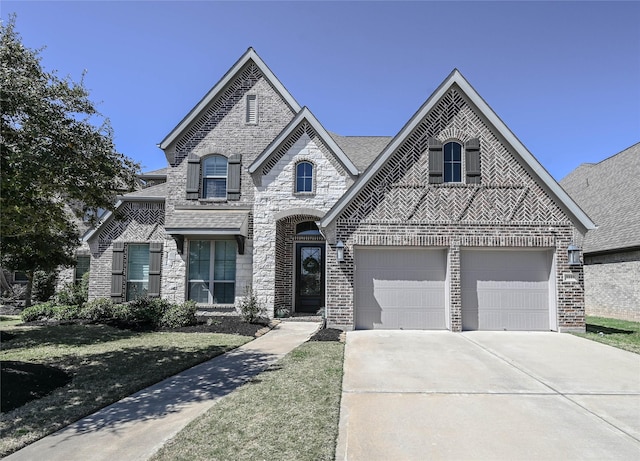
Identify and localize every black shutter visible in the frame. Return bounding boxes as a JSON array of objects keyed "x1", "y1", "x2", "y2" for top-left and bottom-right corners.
[
  {"x1": 148, "y1": 242, "x2": 163, "y2": 297},
  {"x1": 227, "y1": 154, "x2": 242, "y2": 201},
  {"x1": 428, "y1": 138, "x2": 443, "y2": 184},
  {"x1": 465, "y1": 138, "x2": 481, "y2": 184},
  {"x1": 111, "y1": 242, "x2": 125, "y2": 302},
  {"x1": 186, "y1": 153, "x2": 201, "y2": 199}
]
